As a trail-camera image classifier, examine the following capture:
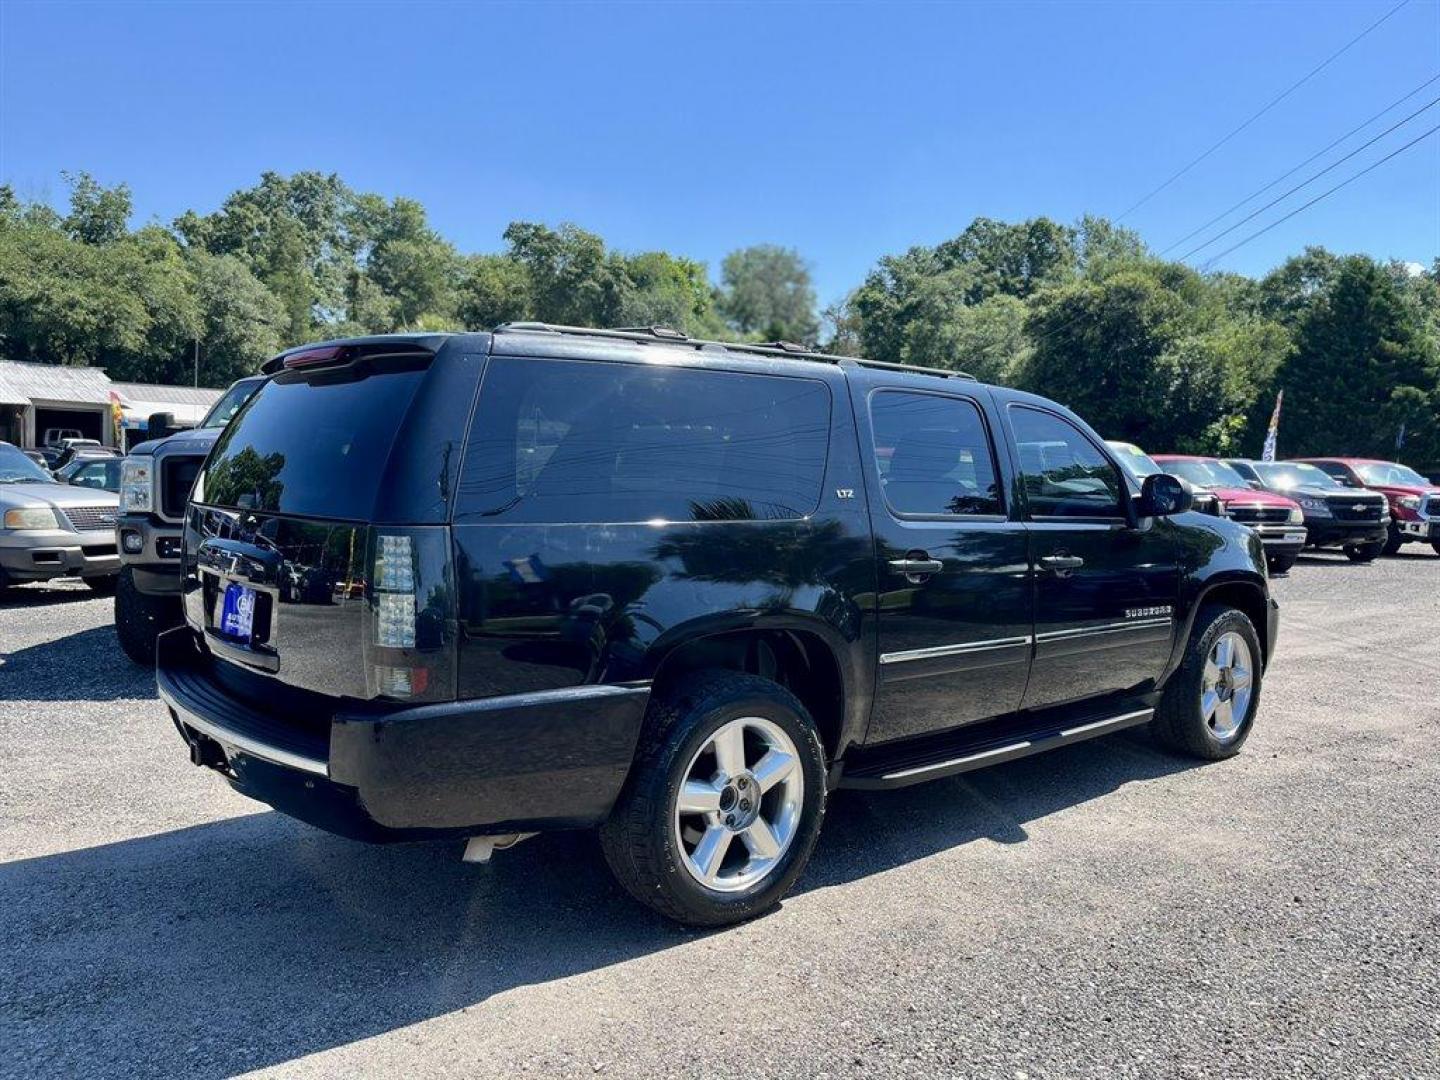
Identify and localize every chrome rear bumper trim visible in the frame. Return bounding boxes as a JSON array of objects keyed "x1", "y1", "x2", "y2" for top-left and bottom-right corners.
[{"x1": 161, "y1": 686, "x2": 329, "y2": 777}]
